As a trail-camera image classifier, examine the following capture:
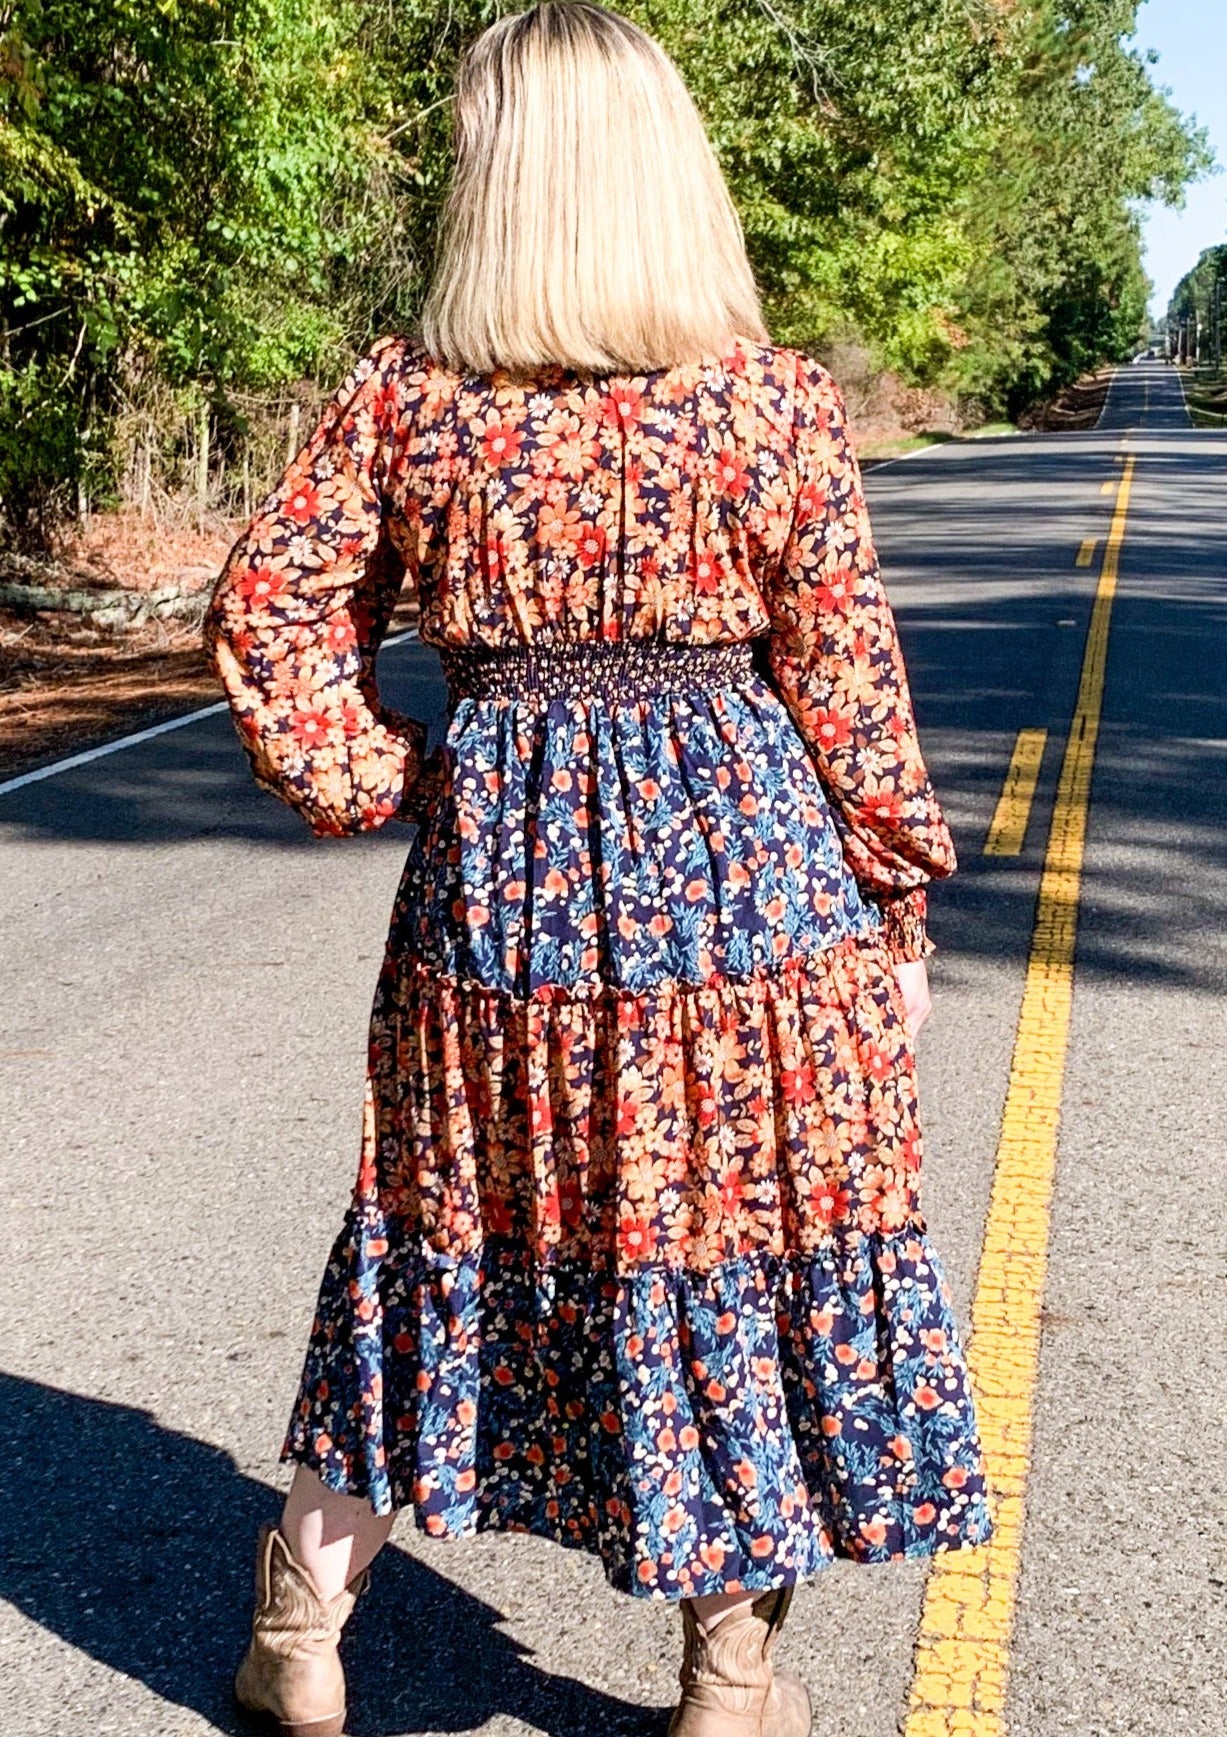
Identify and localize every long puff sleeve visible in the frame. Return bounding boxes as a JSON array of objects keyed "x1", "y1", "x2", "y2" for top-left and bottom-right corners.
[
  {"x1": 764, "y1": 354, "x2": 956, "y2": 961},
  {"x1": 206, "y1": 336, "x2": 425, "y2": 837}
]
